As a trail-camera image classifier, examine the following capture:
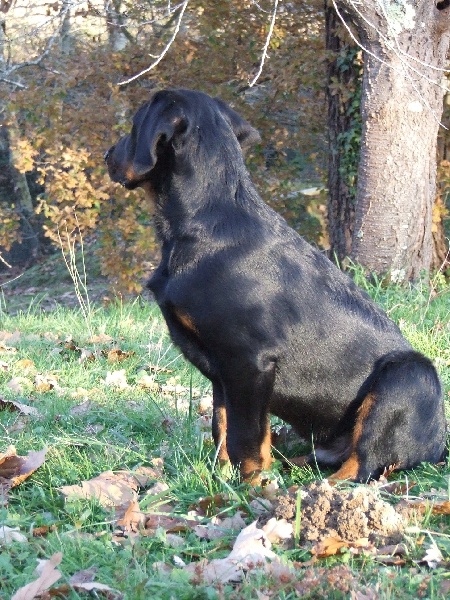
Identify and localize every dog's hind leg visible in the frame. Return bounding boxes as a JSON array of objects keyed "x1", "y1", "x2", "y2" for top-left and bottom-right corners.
[{"x1": 330, "y1": 351, "x2": 446, "y2": 482}]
